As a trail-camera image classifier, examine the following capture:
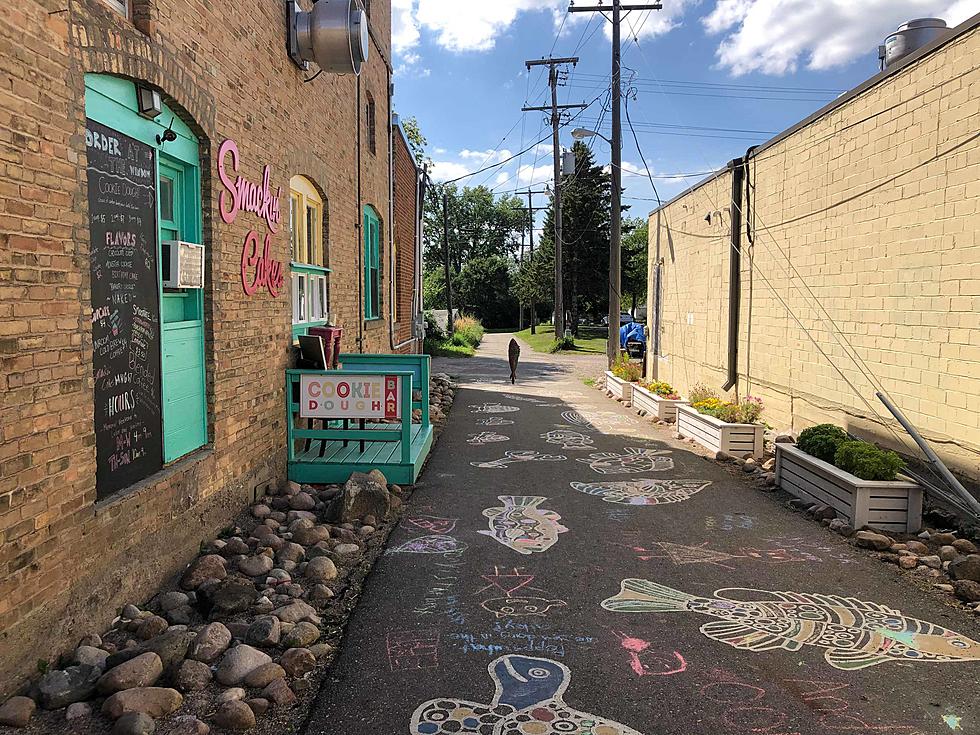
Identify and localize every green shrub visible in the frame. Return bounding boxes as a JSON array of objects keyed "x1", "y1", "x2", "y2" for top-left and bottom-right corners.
[
  {"x1": 610, "y1": 353, "x2": 641, "y2": 381},
  {"x1": 453, "y1": 315, "x2": 484, "y2": 347},
  {"x1": 797, "y1": 424, "x2": 850, "y2": 463},
  {"x1": 833, "y1": 440, "x2": 904, "y2": 481},
  {"x1": 424, "y1": 311, "x2": 445, "y2": 342},
  {"x1": 550, "y1": 336, "x2": 575, "y2": 353},
  {"x1": 450, "y1": 332, "x2": 470, "y2": 347}
]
